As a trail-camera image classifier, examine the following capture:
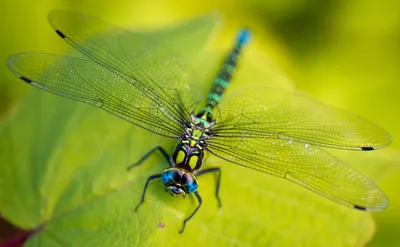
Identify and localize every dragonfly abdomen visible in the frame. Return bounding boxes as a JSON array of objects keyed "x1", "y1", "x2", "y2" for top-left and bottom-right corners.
[{"x1": 198, "y1": 29, "x2": 251, "y2": 122}]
